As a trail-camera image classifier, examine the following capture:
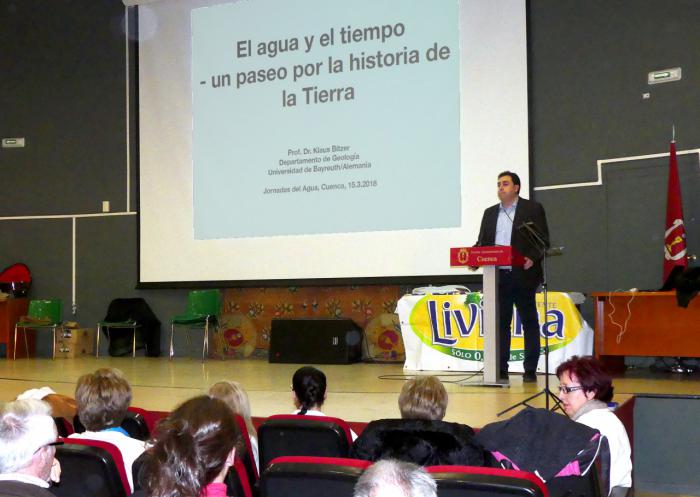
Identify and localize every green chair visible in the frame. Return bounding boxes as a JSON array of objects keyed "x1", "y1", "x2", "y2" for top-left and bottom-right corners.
[
  {"x1": 14, "y1": 299, "x2": 64, "y2": 360},
  {"x1": 170, "y1": 290, "x2": 221, "y2": 362}
]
